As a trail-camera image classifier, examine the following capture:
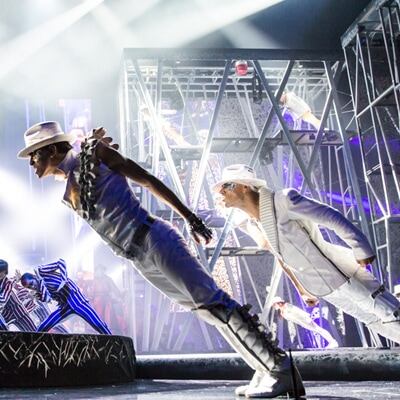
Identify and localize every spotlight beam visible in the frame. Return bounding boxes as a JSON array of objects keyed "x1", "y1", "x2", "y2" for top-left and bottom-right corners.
[
  {"x1": 0, "y1": 0, "x2": 104, "y2": 80},
  {"x1": 134, "y1": 0, "x2": 285, "y2": 46}
]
